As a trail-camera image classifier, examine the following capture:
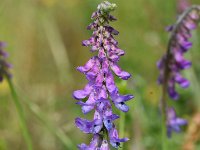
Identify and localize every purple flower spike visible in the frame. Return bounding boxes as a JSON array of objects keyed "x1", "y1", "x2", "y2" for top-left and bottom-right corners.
[
  {"x1": 157, "y1": 5, "x2": 200, "y2": 137},
  {"x1": 167, "y1": 107, "x2": 187, "y2": 137},
  {"x1": 158, "y1": 6, "x2": 200, "y2": 100},
  {"x1": 0, "y1": 41, "x2": 11, "y2": 82},
  {"x1": 73, "y1": 1, "x2": 133, "y2": 148}
]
